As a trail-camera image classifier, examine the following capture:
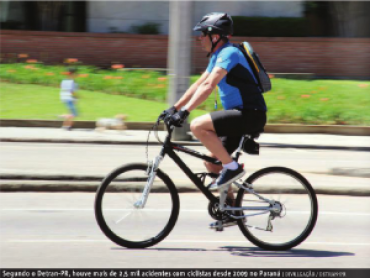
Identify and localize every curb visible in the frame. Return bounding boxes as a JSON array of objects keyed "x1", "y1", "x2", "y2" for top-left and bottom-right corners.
[
  {"x1": 1, "y1": 173, "x2": 369, "y2": 196},
  {"x1": 1, "y1": 119, "x2": 370, "y2": 136},
  {"x1": 0, "y1": 119, "x2": 165, "y2": 130}
]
